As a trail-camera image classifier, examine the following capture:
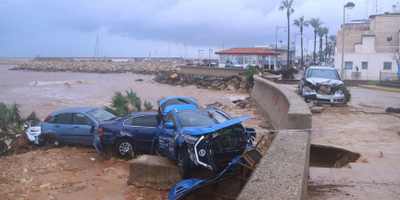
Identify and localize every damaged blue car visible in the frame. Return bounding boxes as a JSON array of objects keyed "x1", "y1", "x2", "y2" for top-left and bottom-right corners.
[
  {"x1": 93, "y1": 112, "x2": 158, "y2": 157},
  {"x1": 152, "y1": 98, "x2": 256, "y2": 179}
]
